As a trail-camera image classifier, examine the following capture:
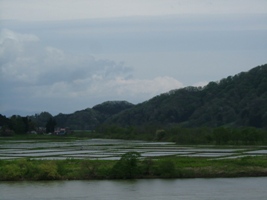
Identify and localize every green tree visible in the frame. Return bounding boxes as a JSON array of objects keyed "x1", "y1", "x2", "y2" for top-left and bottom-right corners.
[
  {"x1": 157, "y1": 159, "x2": 176, "y2": 178},
  {"x1": 0, "y1": 114, "x2": 10, "y2": 127},
  {"x1": 45, "y1": 118, "x2": 56, "y2": 133},
  {"x1": 30, "y1": 112, "x2": 53, "y2": 127},
  {"x1": 111, "y1": 152, "x2": 141, "y2": 179},
  {"x1": 9, "y1": 115, "x2": 27, "y2": 134},
  {"x1": 155, "y1": 129, "x2": 166, "y2": 141},
  {"x1": 213, "y1": 127, "x2": 230, "y2": 145}
]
